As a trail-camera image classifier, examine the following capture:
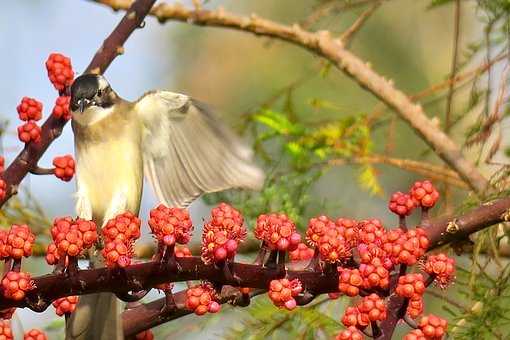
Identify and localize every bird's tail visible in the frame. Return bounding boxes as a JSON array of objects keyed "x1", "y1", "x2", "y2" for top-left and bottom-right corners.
[{"x1": 66, "y1": 292, "x2": 122, "y2": 340}]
